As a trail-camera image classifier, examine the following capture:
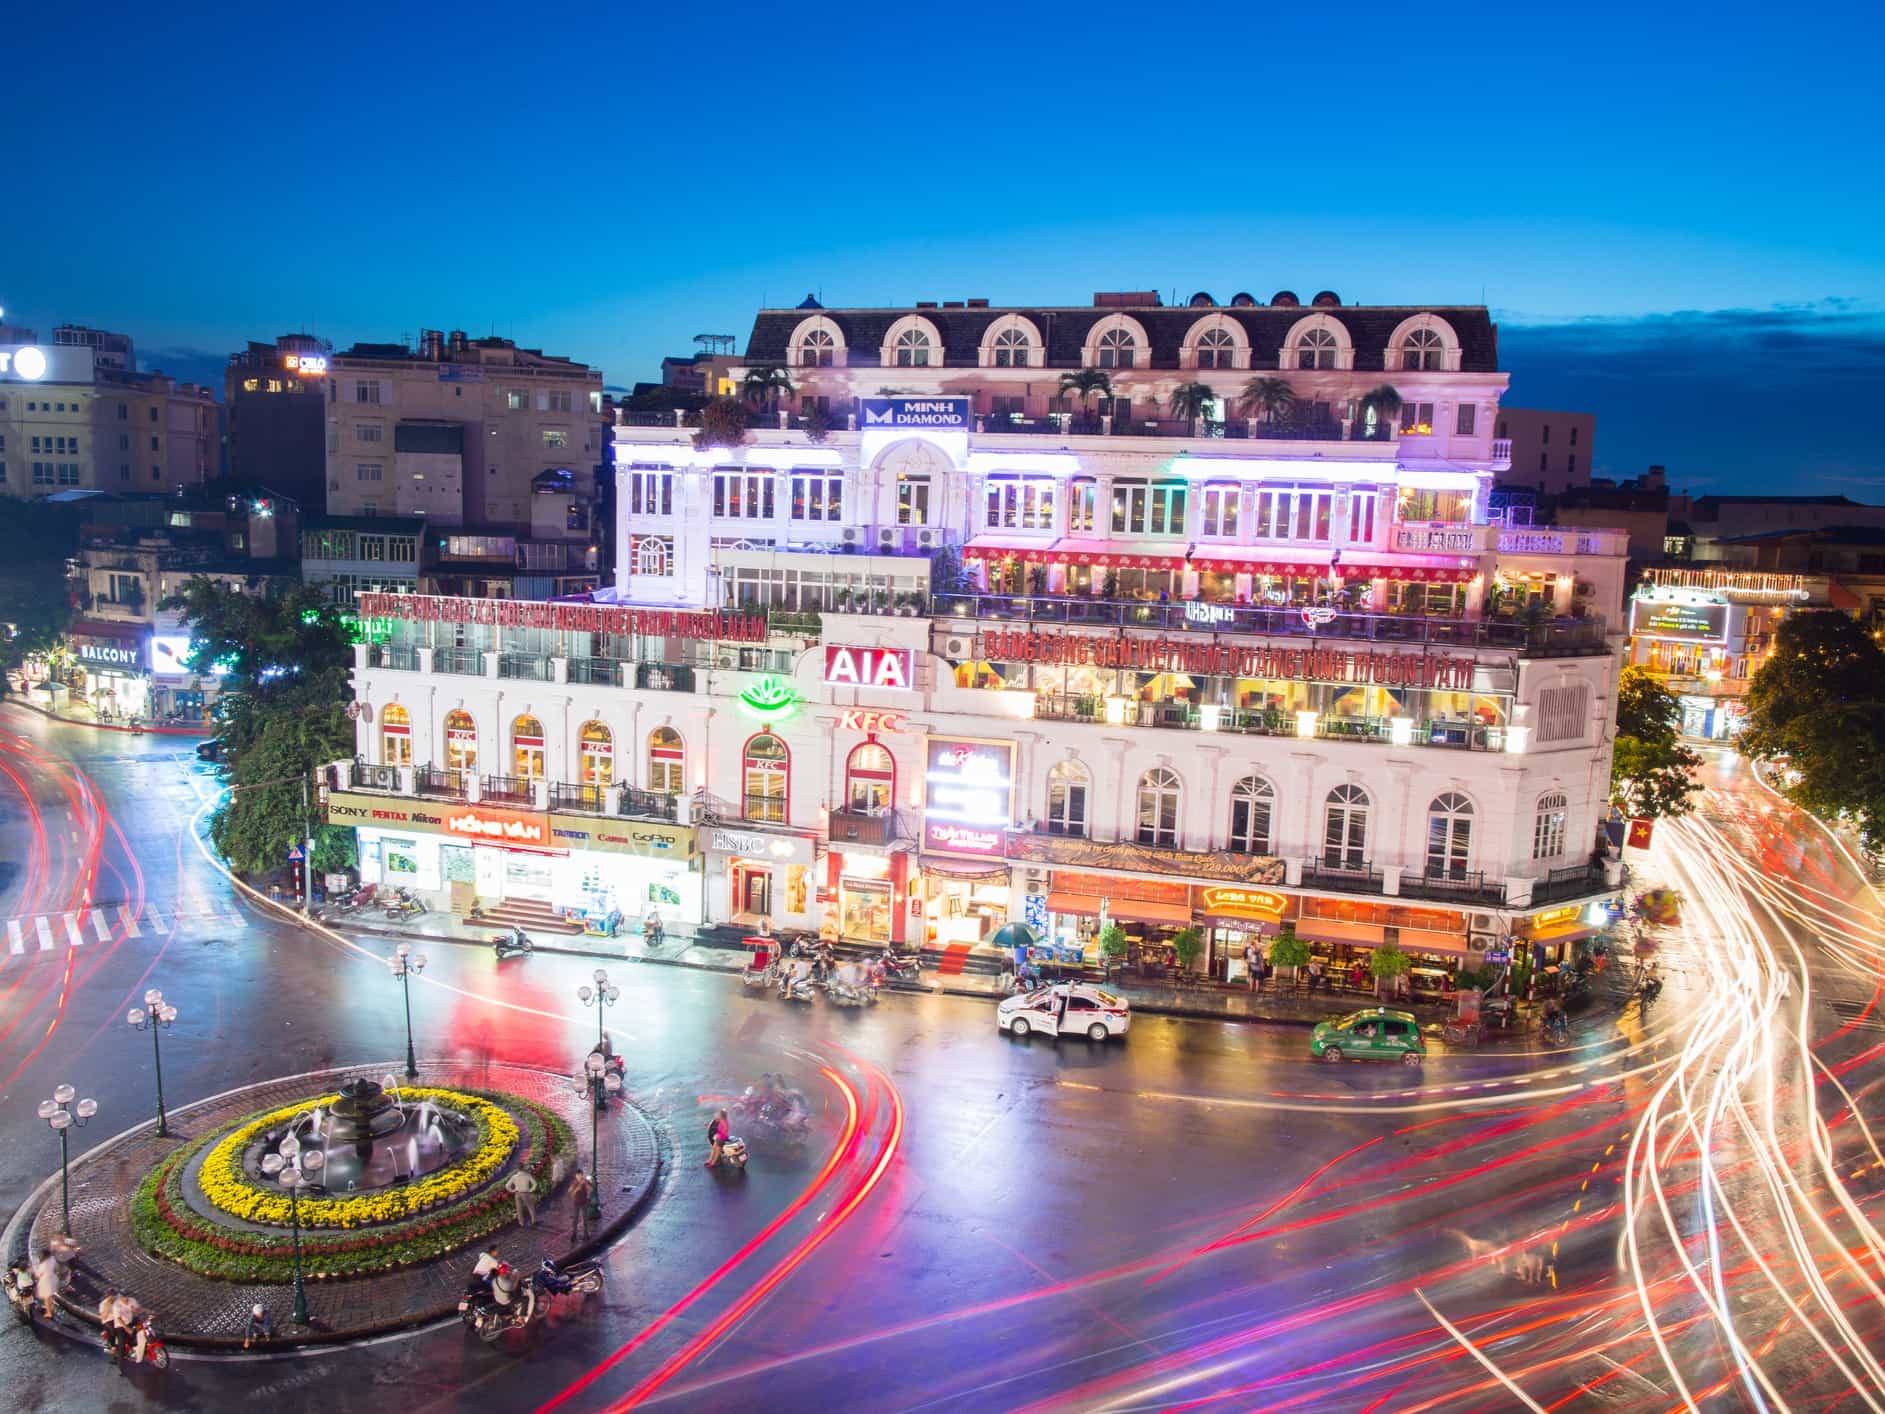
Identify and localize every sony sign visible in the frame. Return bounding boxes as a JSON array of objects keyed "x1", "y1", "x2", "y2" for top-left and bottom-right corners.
[{"x1": 824, "y1": 645, "x2": 913, "y2": 691}]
